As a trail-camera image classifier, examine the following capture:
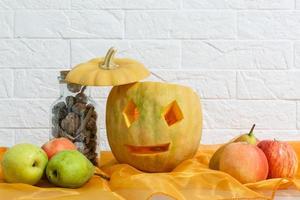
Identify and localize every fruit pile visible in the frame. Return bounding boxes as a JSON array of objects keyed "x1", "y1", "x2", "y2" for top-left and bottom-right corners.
[
  {"x1": 1, "y1": 138, "x2": 94, "y2": 188},
  {"x1": 209, "y1": 125, "x2": 298, "y2": 183}
]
